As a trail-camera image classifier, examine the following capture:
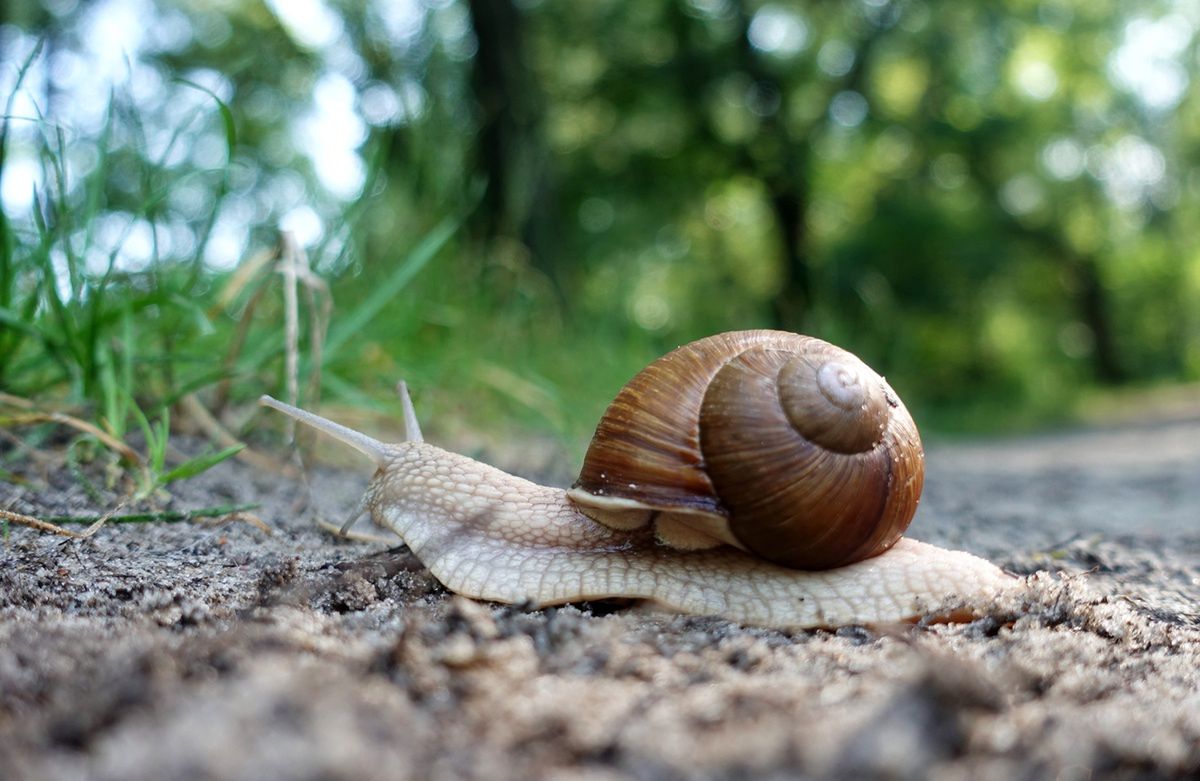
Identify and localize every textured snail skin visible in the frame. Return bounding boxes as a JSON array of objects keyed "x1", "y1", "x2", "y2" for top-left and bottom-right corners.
[
  {"x1": 260, "y1": 396, "x2": 1018, "y2": 629},
  {"x1": 370, "y1": 442, "x2": 1013, "y2": 628}
]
